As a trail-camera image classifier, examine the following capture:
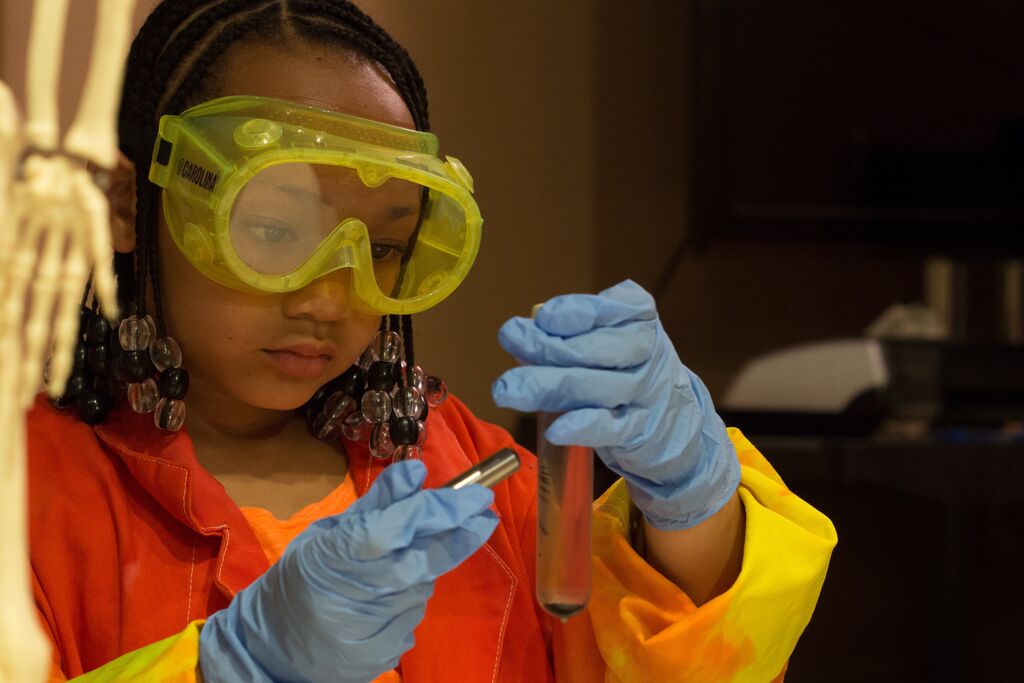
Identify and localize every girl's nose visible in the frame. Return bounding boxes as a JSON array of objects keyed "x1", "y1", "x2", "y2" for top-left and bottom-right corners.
[{"x1": 280, "y1": 268, "x2": 356, "y2": 323}]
